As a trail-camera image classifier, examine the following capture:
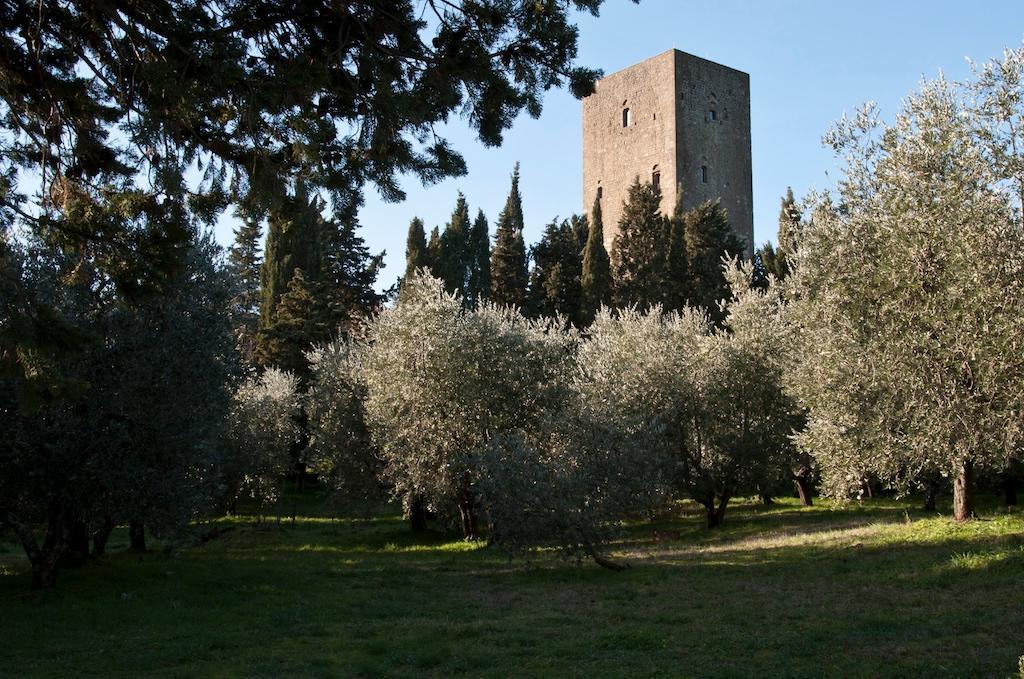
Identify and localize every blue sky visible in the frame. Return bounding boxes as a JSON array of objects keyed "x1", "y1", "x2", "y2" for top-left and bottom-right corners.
[{"x1": 214, "y1": 0, "x2": 1024, "y2": 290}]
